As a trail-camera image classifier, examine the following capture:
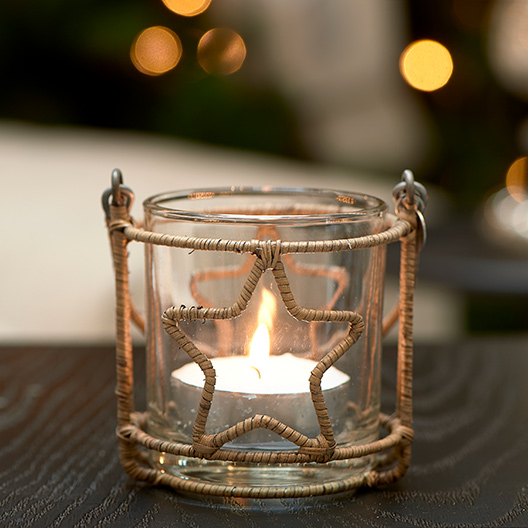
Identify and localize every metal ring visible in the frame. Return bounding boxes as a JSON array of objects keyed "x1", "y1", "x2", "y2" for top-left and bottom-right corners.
[
  {"x1": 102, "y1": 169, "x2": 135, "y2": 219},
  {"x1": 112, "y1": 169, "x2": 124, "y2": 207},
  {"x1": 392, "y1": 170, "x2": 428, "y2": 213},
  {"x1": 403, "y1": 169, "x2": 415, "y2": 205}
]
